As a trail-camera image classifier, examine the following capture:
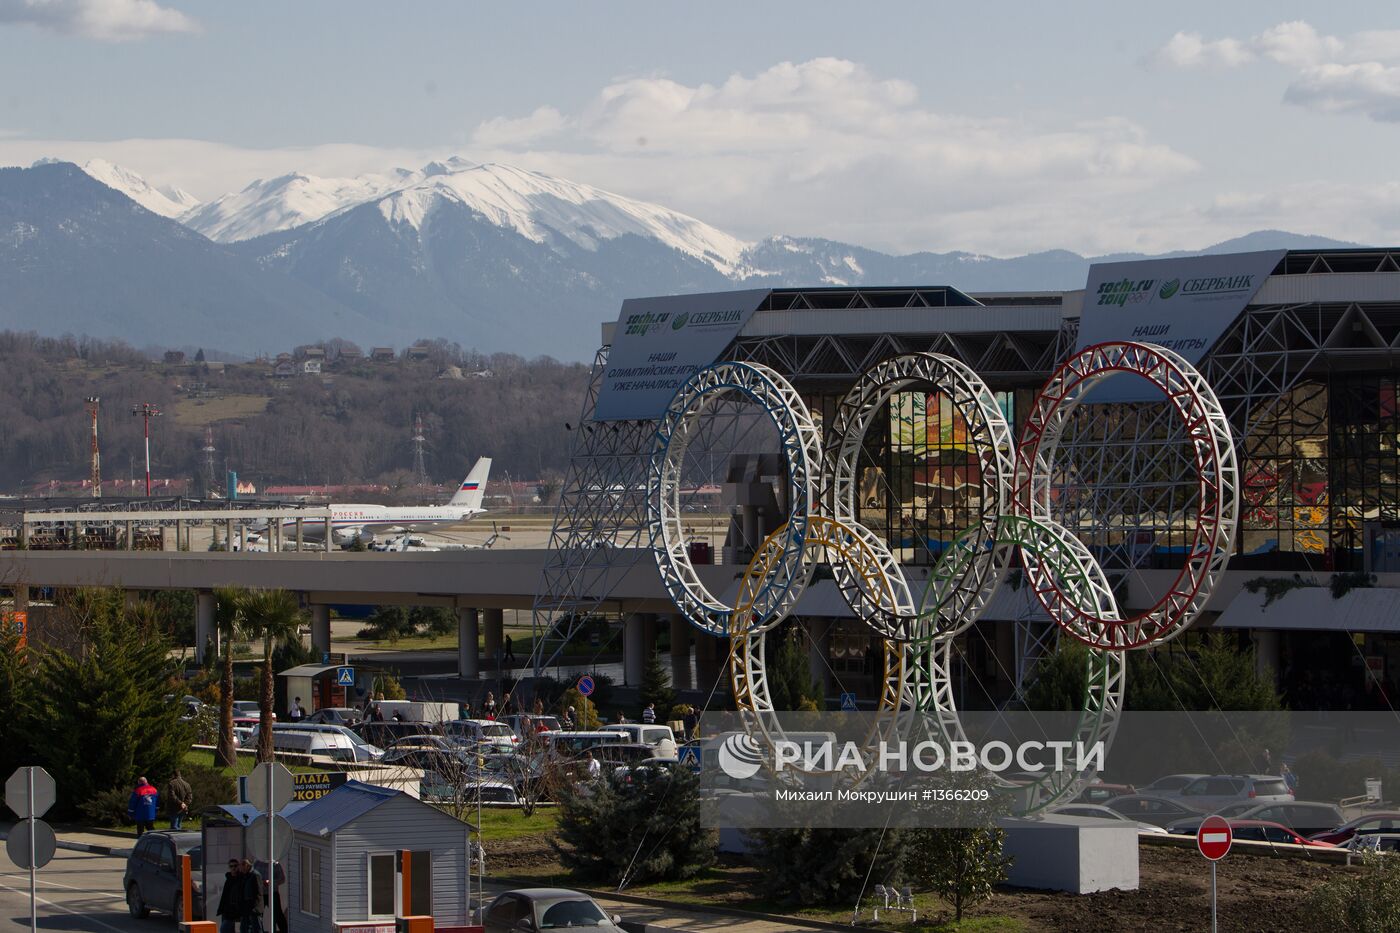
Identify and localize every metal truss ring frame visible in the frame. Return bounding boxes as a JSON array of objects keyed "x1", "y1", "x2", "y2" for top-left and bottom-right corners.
[
  {"x1": 907, "y1": 636, "x2": 1125, "y2": 812},
  {"x1": 648, "y1": 361, "x2": 823, "y2": 636},
  {"x1": 827, "y1": 352, "x2": 1016, "y2": 641},
  {"x1": 1014, "y1": 341, "x2": 1239, "y2": 649}
]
